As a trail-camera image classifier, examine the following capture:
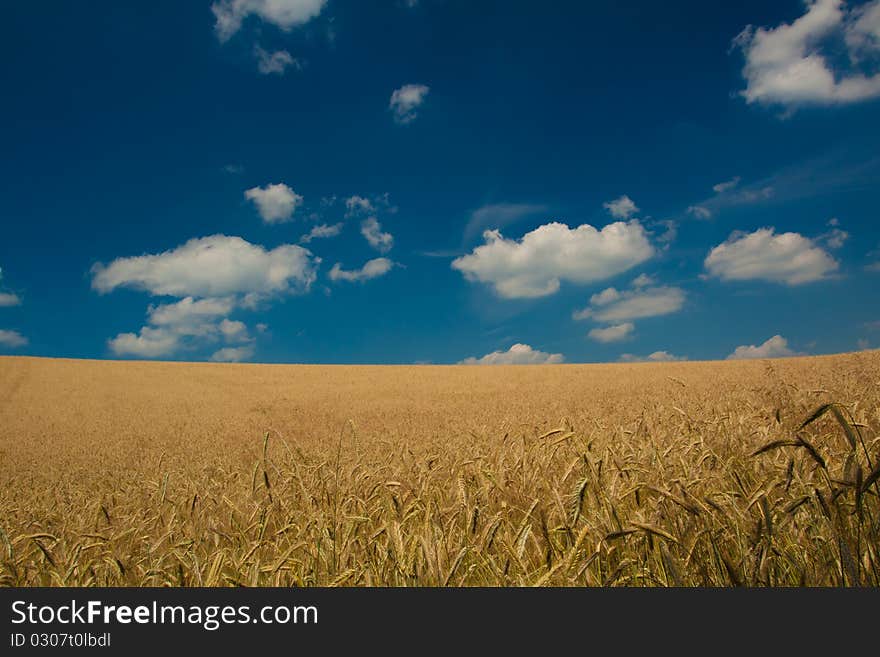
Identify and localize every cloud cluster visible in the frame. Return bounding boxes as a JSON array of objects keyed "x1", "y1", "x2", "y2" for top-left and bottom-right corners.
[
  {"x1": 727, "y1": 334, "x2": 798, "y2": 360},
  {"x1": 389, "y1": 84, "x2": 430, "y2": 124},
  {"x1": 245, "y1": 183, "x2": 303, "y2": 223},
  {"x1": 452, "y1": 221, "x2": 654, "y2": 298},
  {"x1": 93, "y1": 235, "x2": 319, "y2": 360},
  {"x1": 212, "y1": 0, "x2": 328, "y2": 42},
  {"x1": 329, "y1": 258, "x2": 395, "y2": 283},
  {"x1": 734, "y1": 0, "x2": 880, "y2": 108},
  {"x1": 108, "y1": 295, "x2": 256, "y2": 359},
  {"x1": 459, "y1": 343, "x2": 564, "y2": 365},
  {"x1": 704, "y1": 227, "x2": 838, "y2": 285}
]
